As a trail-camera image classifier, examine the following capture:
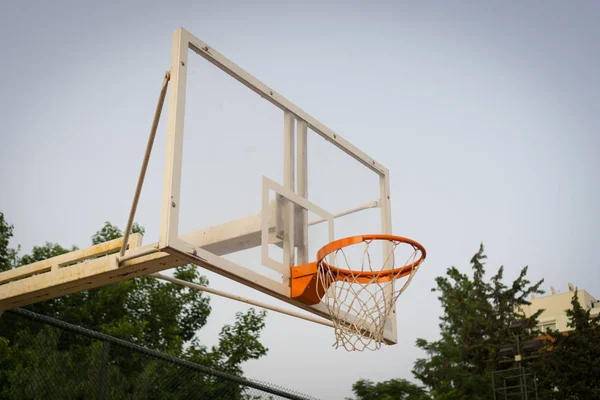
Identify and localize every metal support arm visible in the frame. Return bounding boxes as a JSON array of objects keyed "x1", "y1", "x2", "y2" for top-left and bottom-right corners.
[{"x1": 119, "y1": 71, "x2": 171, "y2": 259}]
